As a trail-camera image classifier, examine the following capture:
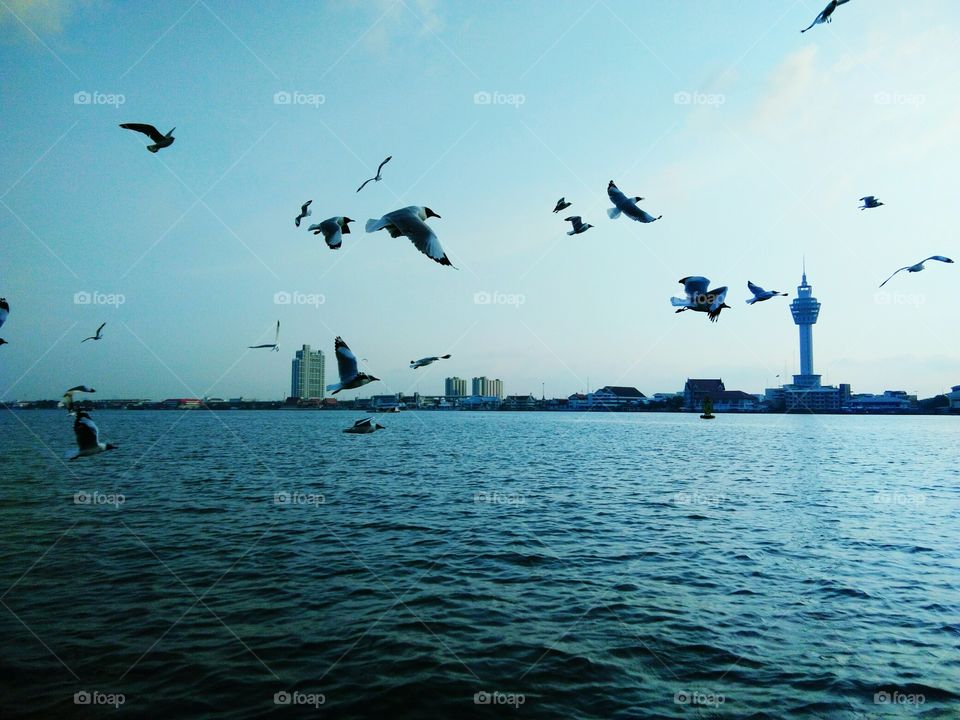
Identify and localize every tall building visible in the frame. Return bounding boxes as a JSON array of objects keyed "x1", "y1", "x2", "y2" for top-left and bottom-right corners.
[
  {"x1": 445, "y1": 377, "x2": 467, "y2": 396},
  {"x1": 291, "y1": 345, "x2": 325, "y2": 399},
  {"x1": 488, "y1": 378, "x2": 504, "y2": 400},
  {"x1": 472, "y1": 376, "x2": 488, "y2": 396},
  {"x1": 789, "y1": 266, "x2": 822, "y2": 388}
]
